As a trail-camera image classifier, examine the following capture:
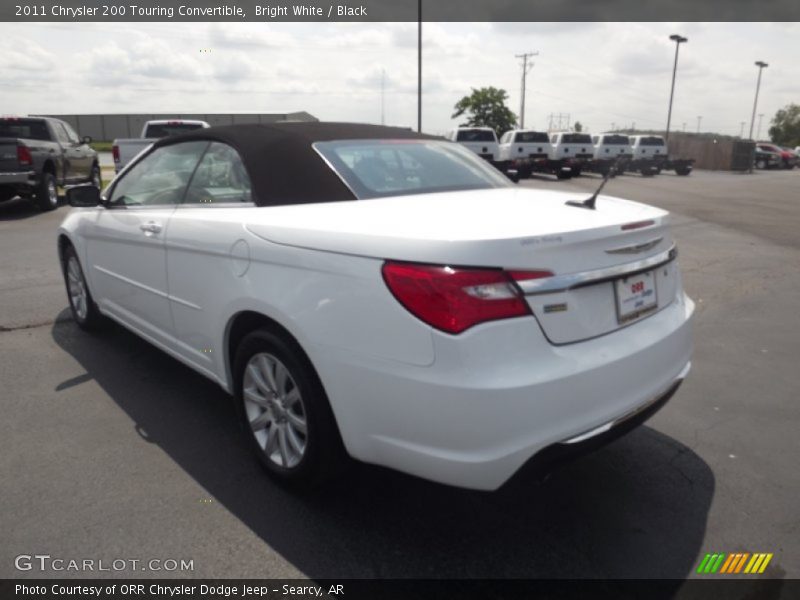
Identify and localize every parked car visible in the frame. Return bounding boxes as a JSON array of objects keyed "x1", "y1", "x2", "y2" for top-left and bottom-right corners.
[
  {"x1": 112, "y1": 119, "x2": 209, "y2": 173},
  {"x1": 754, "y1": 145, "x2": 784, "y2": 170},
  {"x1": 58, "y1": 123, "x2": 694, "y2": 491},
  {"x1": 446, "y1": 126, "x2": 500, "y2": 163},
  {"x1": 756, "y1": 143, "x2": 797, "y2": 169},
  {"x1": 498, "y1": 129, "x2": 571, "y2": 179},
  {"x1": 548, "y1": 132, "x2": 594, "y2": 176},
  {"x1": 0, "y1": 116, "x2": 99, "y2": 211}
]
